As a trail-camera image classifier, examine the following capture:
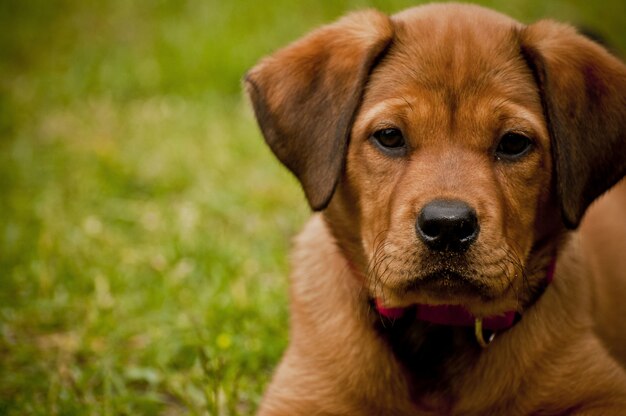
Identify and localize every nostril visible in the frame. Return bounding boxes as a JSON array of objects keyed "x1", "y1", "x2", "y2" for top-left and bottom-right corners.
[
  {"x1": 416, "y1": 199, "x2": 479, "y2": 252},
  {"x1": 420, "y1": 220, "x2": 441, "y2": 240},
  {"x1": 458, "y1": 218, "x2": 478, "y2": 242}
]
